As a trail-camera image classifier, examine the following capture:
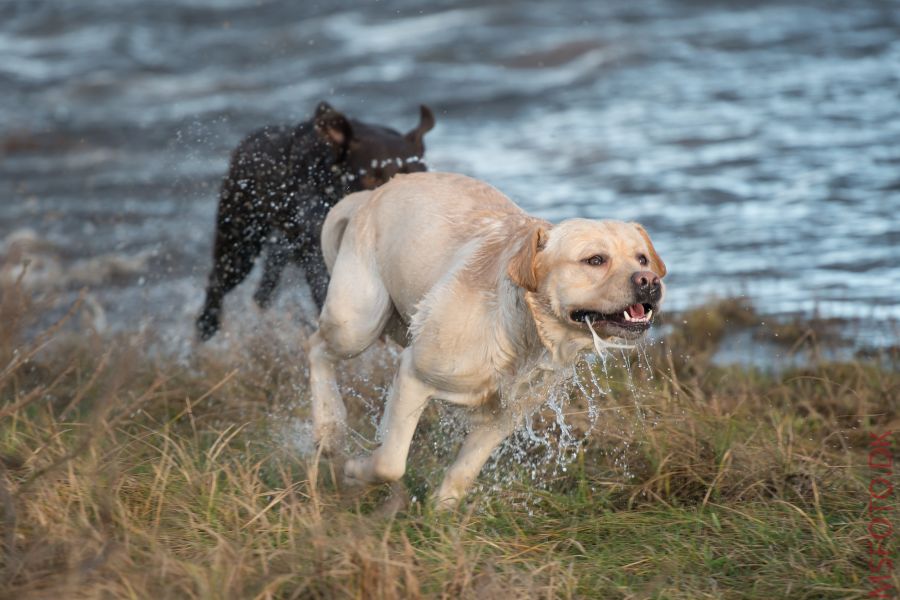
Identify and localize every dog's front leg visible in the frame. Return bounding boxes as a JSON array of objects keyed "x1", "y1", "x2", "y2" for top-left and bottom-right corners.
[
  {"x1": 434, "y1": 410, "x2": 520, "y2": 510},
  {"x1": 345, "y1": 349, "x2": 432, "y2": 485},
  {"x1": 253, "y1": 236, "x2": 291, "y2": 309}
]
